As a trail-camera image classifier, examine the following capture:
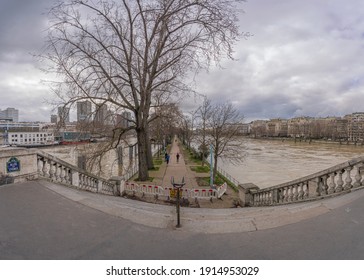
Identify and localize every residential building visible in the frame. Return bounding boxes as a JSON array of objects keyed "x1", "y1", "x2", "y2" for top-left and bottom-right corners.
[
  {"x1": 0, "y1": 108, "x2": 19, "y2": 122},
  {"x1": 50, "y1": 115, "x2": 58, "y2": 124},
  {"x1": 94, "y1": 103, "x2": 108, "y2": 125},
  {"x1": 58, "y1": 106, "x2": 70, "y2": 124},
  {"x1": 7, "y1": 132, "x2": 54, "y2": 146},
  {"x1": 77, "y1": 101, "x2": 92, "y2": 122}
]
